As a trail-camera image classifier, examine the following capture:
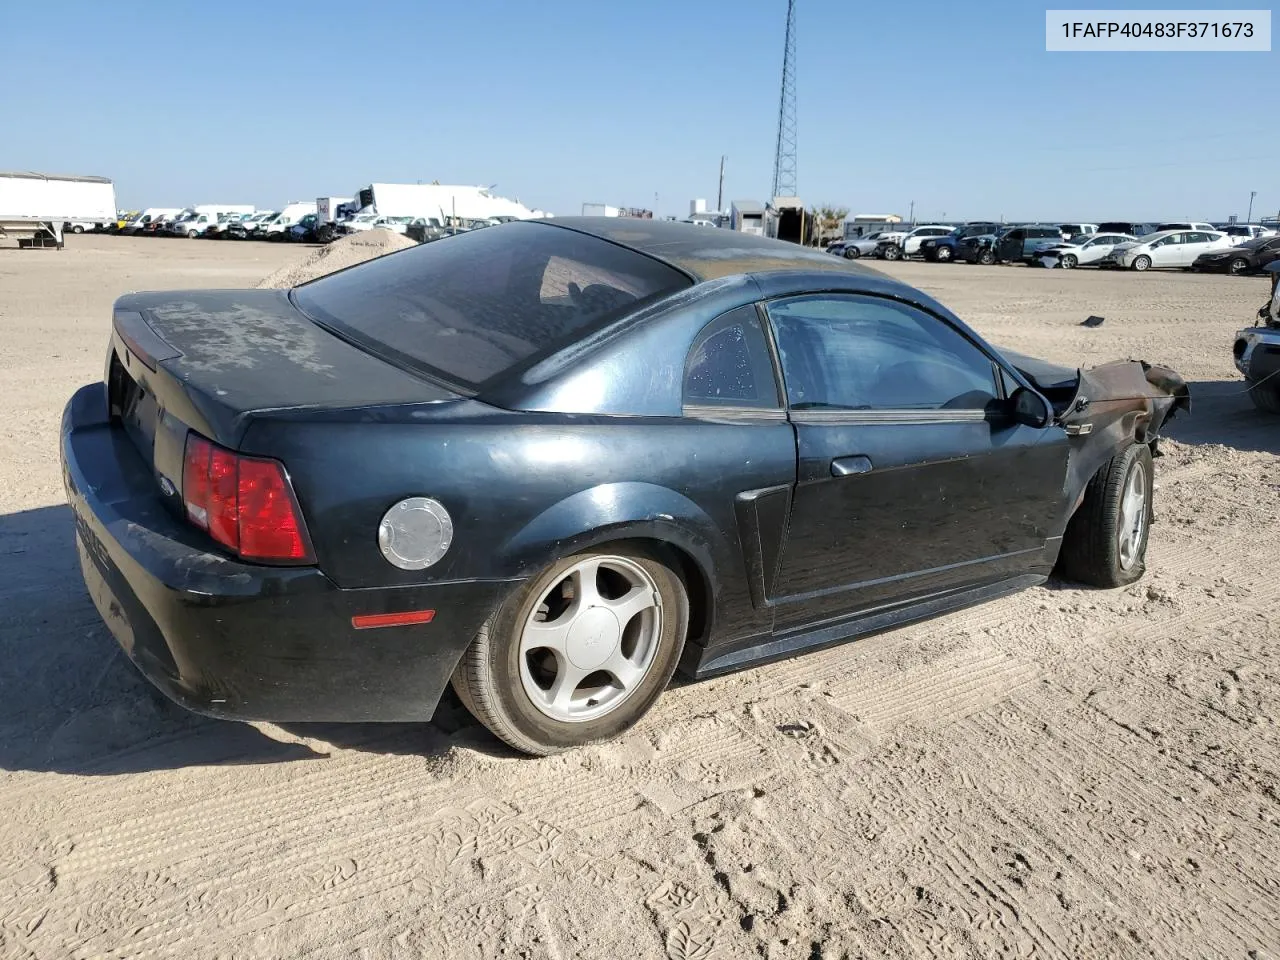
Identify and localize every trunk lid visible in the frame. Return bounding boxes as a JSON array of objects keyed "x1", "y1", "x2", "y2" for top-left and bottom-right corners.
[{"x1": 107, "y1": 288, "x2": 459, "y2": 502}]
